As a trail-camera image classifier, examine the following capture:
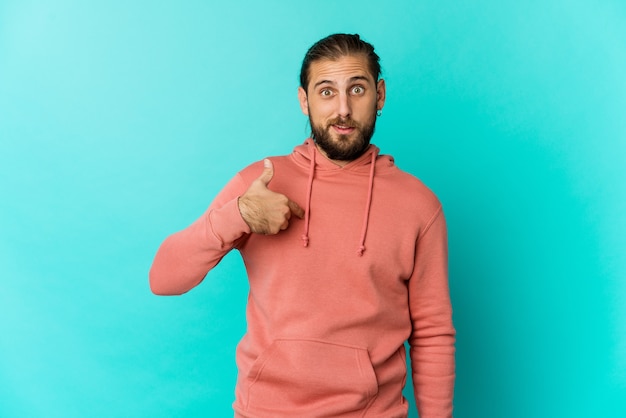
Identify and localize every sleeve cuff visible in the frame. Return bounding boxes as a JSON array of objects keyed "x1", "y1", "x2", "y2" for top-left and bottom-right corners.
[{"x1": 207, "y1": 197, "x2": 251, "y2": 246}]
